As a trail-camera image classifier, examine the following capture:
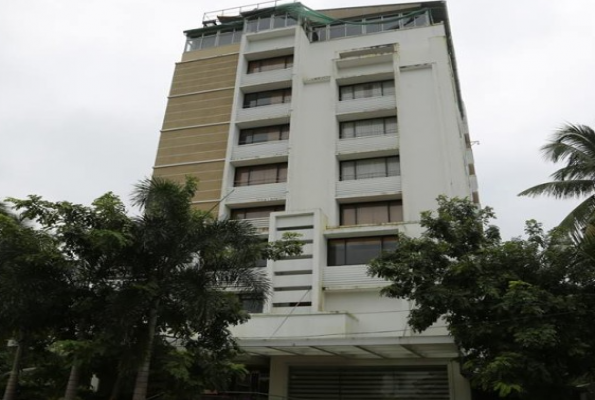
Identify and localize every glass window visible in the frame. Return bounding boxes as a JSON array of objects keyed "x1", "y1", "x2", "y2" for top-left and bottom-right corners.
[
  {"x1": 345, "y1": 24, "x2": 362, "y2": 37},
  {"x1": 365, "y1": 18, "x2": 382, "y2": 34},
  {"x1": 218, "y1": 31, "x2": 233, "y2": 46},
  {"x1": 234, "y1": 163, "x2": 288, "y2": 186},
  {"x1": 339, "y1": 80, "x2": 395, "y2": 101},
  {"x1": 340, "y1": 156, "x2": 400, "y2": 181},
  {"x1": 239, "y1": 124, "x2": 290, "y2": 145},
  {"x1": 258, "y1": 16, "x2": 272, "y2": 31},
  {"x1": 201, "y1": 34, "x2": 216, "y2": 49},
  {"x1": 243, "y1": 89, "x2": 292, "y2": 108},
  {"x1": 340, "y1": 201, "x2": 403, "y2": 225},
  {"x1": 248, "y1": 55, "x2": 293, "y2": 74},
  {"x1": 340, "y1": 117, "x2": 398, "y2": 139},
  {"x1": 328, "y1": 236, "x2": 396, "y2": 266},
  {"x1": 232, "y1": 29, "x2": 243, "y2": 43},
  {"x1": 231, "y1": 205, "x2": 285, "y2": 219},
  {"x1": 239, "y1": 294, "x2": 264, "y2": 313},
  {"x1": 273, "y1": 14, "x2": 286, "y2": 28},
  {"x1": 286, "y1": 16, "x2": 297, "y2": 27},
  {"x1": 329, "y1": 24, "x2": 346, "y2": 39},
  {"x1": 246, "y1": 19, "x2": 258, "y2": 33}
]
